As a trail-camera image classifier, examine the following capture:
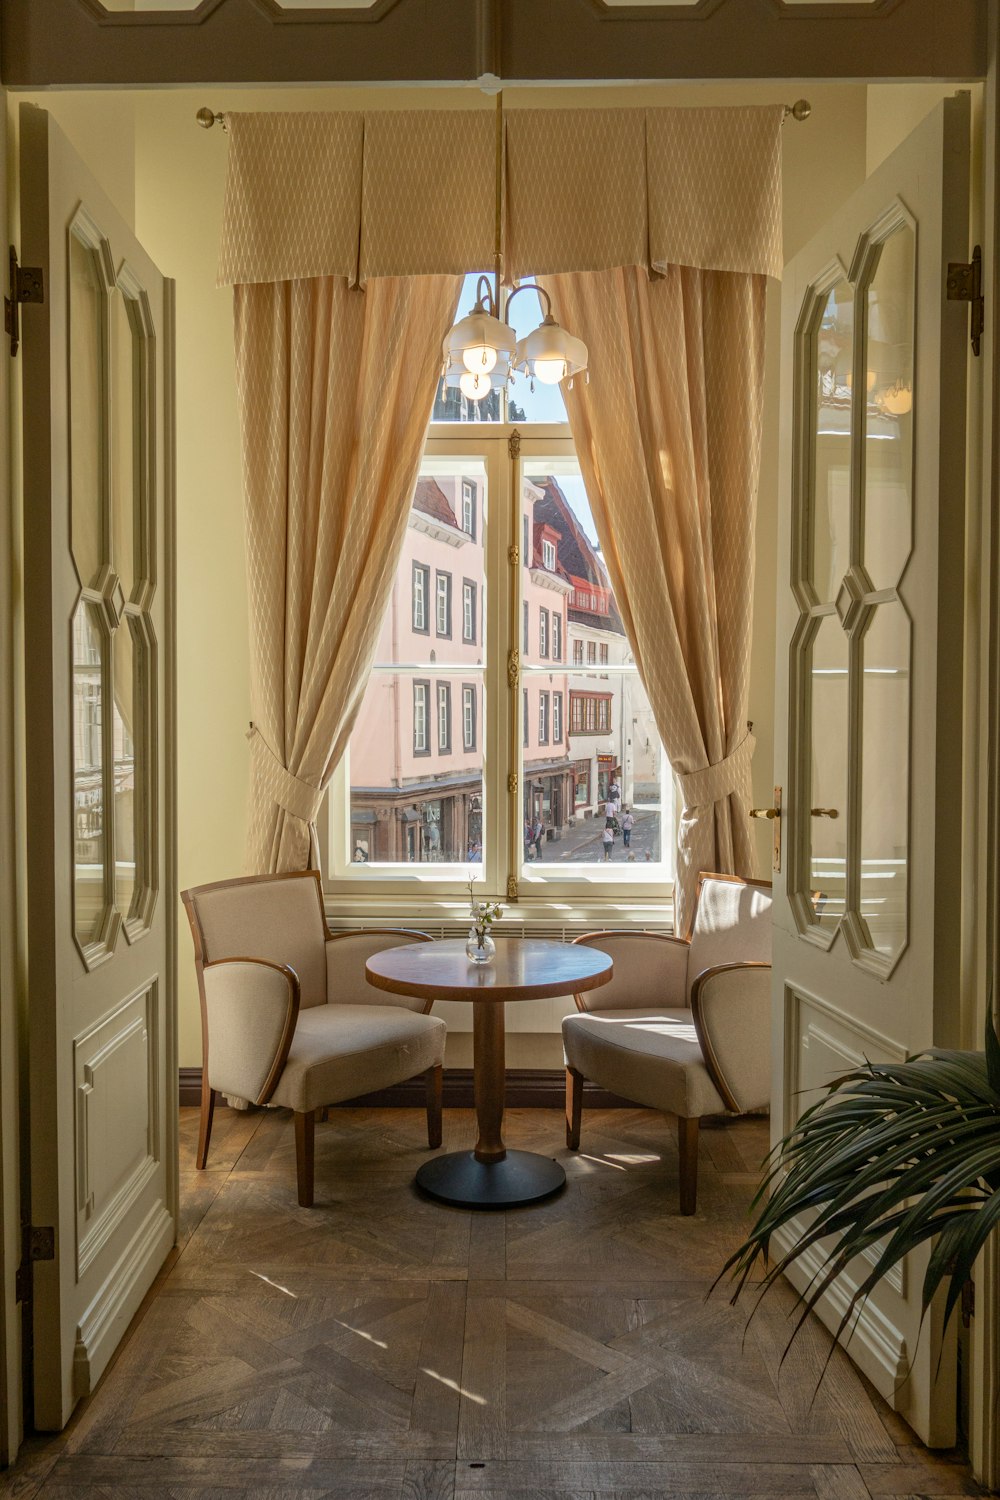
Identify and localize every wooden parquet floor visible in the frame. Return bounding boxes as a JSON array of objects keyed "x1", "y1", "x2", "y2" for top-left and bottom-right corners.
[{"x1": 2, "y1": 1106, "x2": 986, "y2": 1498}]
